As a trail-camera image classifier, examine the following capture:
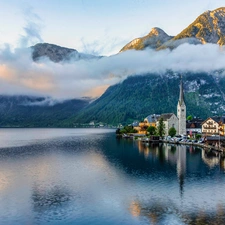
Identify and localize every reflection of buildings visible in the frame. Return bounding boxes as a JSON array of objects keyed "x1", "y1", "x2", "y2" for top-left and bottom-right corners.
[
  {"x1": 136, "y1": 141, "x2": 159, "y2": 159},
  {"x1": 165, "y1": 145, "x2": 186, "y2": 194},
  {"x1": 220, "y1": 157, "x2": 225, "y2": 170},
  {"x1": 129, "y1": 199, "x2": 225, "y2": 225},
  {"x1": 129, "y1": 201, "x2": 141, "y2": 217},
  {"x1": 201, "y1": 150, "x2": 220, "y2": 168}
]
